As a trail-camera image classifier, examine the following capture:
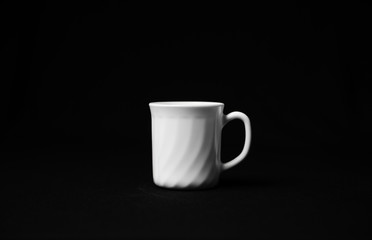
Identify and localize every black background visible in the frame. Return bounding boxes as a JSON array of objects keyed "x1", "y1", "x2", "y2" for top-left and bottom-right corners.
[{"x1": 1, "y1": 2, "x2": 372, "y2": 239}]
